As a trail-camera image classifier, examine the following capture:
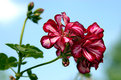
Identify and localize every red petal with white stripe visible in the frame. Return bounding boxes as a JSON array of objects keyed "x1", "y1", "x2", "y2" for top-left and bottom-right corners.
[
  {"x1": 50, "y1": 36, "x2": 60, "y2": 45},
  {"x1": 87, "y1": 22, "x2": 104, "y2": 38},
  {"x1": 43, "y1": 19, "x2": 58, "y2": 34},
  {"x1": 71, "y1": 23, "x2": 85, "y2": 37},
  {"x1": 77, "y1": 60, "x2": 90, "y2": 74},
  {"x1": 54, "y1": 14, "x2": 62, "y2": 26},
  {"x1": 82, "y1": 49, "x2": 95, "y2": 62},
  {"x1": 71, "y1": 44, "x2": 82, "y2": 58},
  {"x1": 56, "y1": 38, "x2": 65, "y2": 52},
  {"x1": 62, "y1": 12, "x2": 70, "y2": 25},
  {"x1": 40, "y1": 36, "x2": 52, "y2": 49},
  {"x1": 86, "y1": 39, "x2": 106, "y2": 61}
]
